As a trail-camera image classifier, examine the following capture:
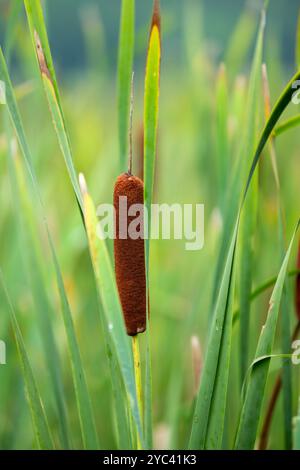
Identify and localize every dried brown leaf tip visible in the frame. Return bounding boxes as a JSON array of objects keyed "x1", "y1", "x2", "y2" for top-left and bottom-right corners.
[
  {"x1": 34, "y1": 30, "x2": 51, "y2": 80},
  {"x1": 295, "y1": 240, "x2": 300, "y2": 321},
  {"x1": 151, "y1": 0, "x2": 161, "y2": 38}
]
